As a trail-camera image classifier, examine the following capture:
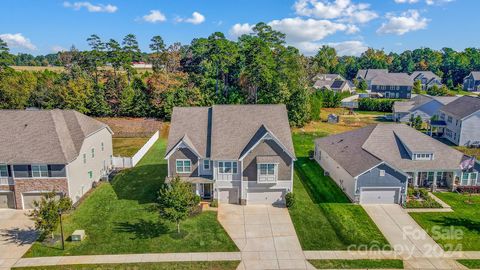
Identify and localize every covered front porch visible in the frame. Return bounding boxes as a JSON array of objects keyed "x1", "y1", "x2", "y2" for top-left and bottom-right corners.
[
  {"x1": 165, "y1": 176, "x2": 215, "y2": 201},
  {"x1": 428, "y1": 120, "x2": 446, "y2": 137},
  {"x1": 407, "y1": 171, "x2": 460, "y2": 191}
]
